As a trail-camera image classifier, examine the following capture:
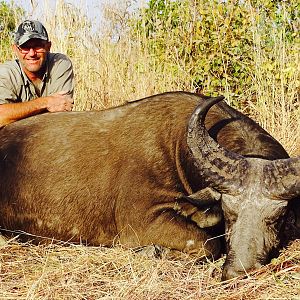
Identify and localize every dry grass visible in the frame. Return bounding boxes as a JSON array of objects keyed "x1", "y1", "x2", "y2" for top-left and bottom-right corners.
[
  {"x1": 245, "y1": 1, "x2": 300, "y2": 156},
  {"x1": 1, "y1": 0, "x2": 300, "y2": 298},
  {"x1": 43, "y1": 0, "x2": 300, "y2": 155},
  {"x1": 0, "y1": 239, "x2": 299, "y2": 299}
]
